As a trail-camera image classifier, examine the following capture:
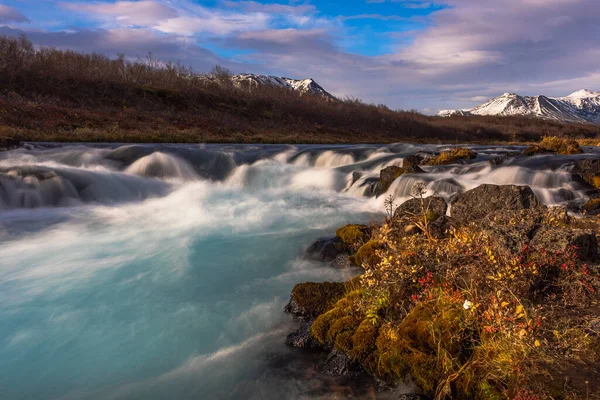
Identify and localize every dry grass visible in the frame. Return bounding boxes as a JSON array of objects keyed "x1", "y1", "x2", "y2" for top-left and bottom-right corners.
[{"x1": 1, "y1": 35, "x2": 600, "y2": 144}]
